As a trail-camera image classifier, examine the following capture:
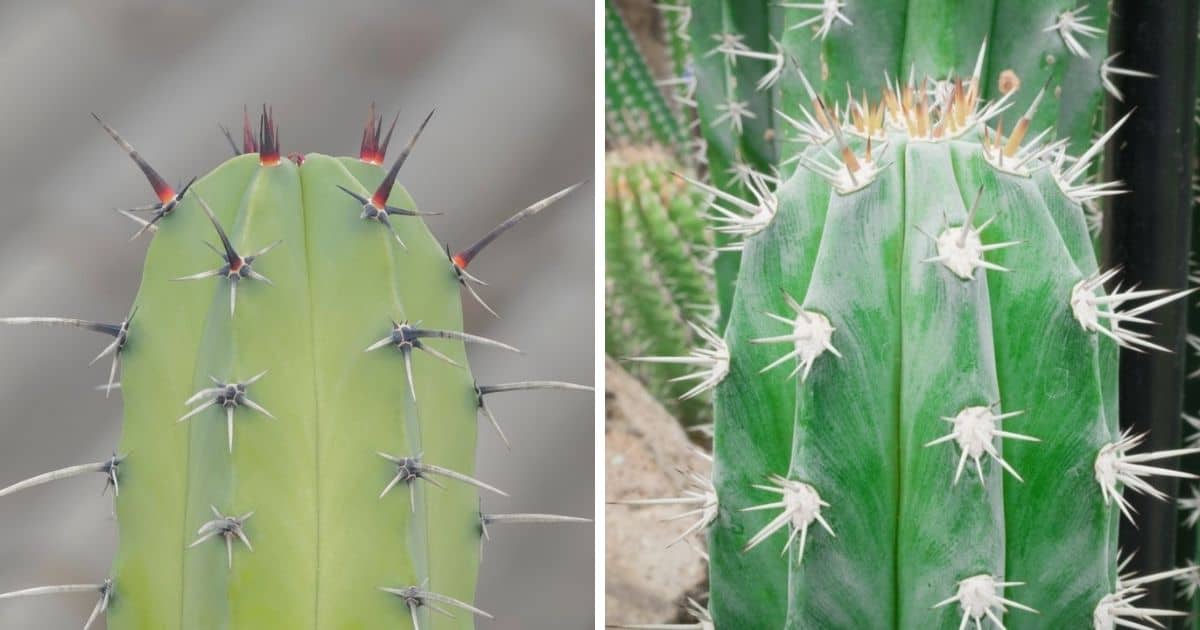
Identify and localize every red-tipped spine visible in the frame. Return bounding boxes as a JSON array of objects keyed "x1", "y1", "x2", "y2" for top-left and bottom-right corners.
[
  {"x1": 360, "y1": 103, "x2": 380, "y2": 164},
  {"x1": 370, "y1": 110, "x2": 435, "y2": 209},
  {"x1": 259, "y1": 106, "x2": 280, "y2": 166},
  {"x1": 360, "y1": 103, "x2": 401, "y2": 166},
  {"x1": 92, "y1": 114, "x2": 176, "y2": 204},
  {"x1": 453, "y1": 182, "x2": 584, "y2": 270}
]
